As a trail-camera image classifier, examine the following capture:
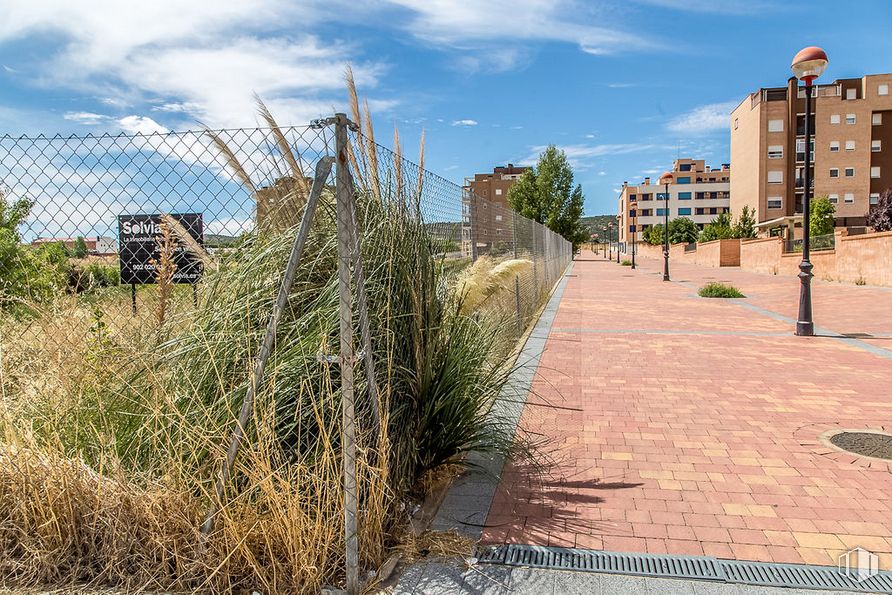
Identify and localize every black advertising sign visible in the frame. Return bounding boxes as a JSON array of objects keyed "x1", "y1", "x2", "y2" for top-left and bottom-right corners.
[{"x1": 118, "y1": 213, "x2": 204, "y2": 285}]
